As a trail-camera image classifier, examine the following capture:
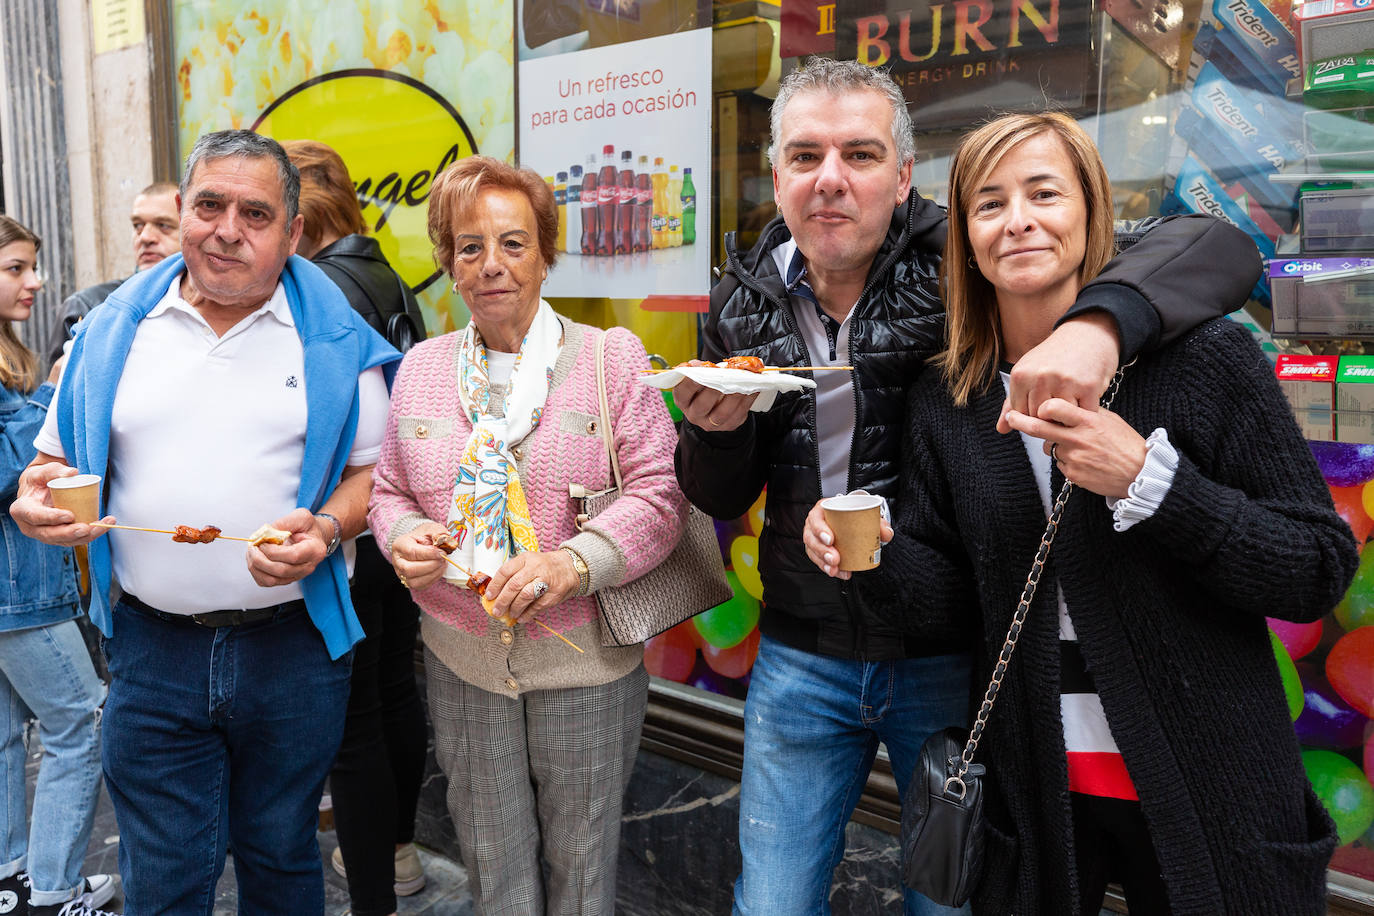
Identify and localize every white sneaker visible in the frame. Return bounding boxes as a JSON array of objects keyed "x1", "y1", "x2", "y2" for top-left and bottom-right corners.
[{"x1": 73, "y1": 875, "x2": 116, "y2": 909}]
